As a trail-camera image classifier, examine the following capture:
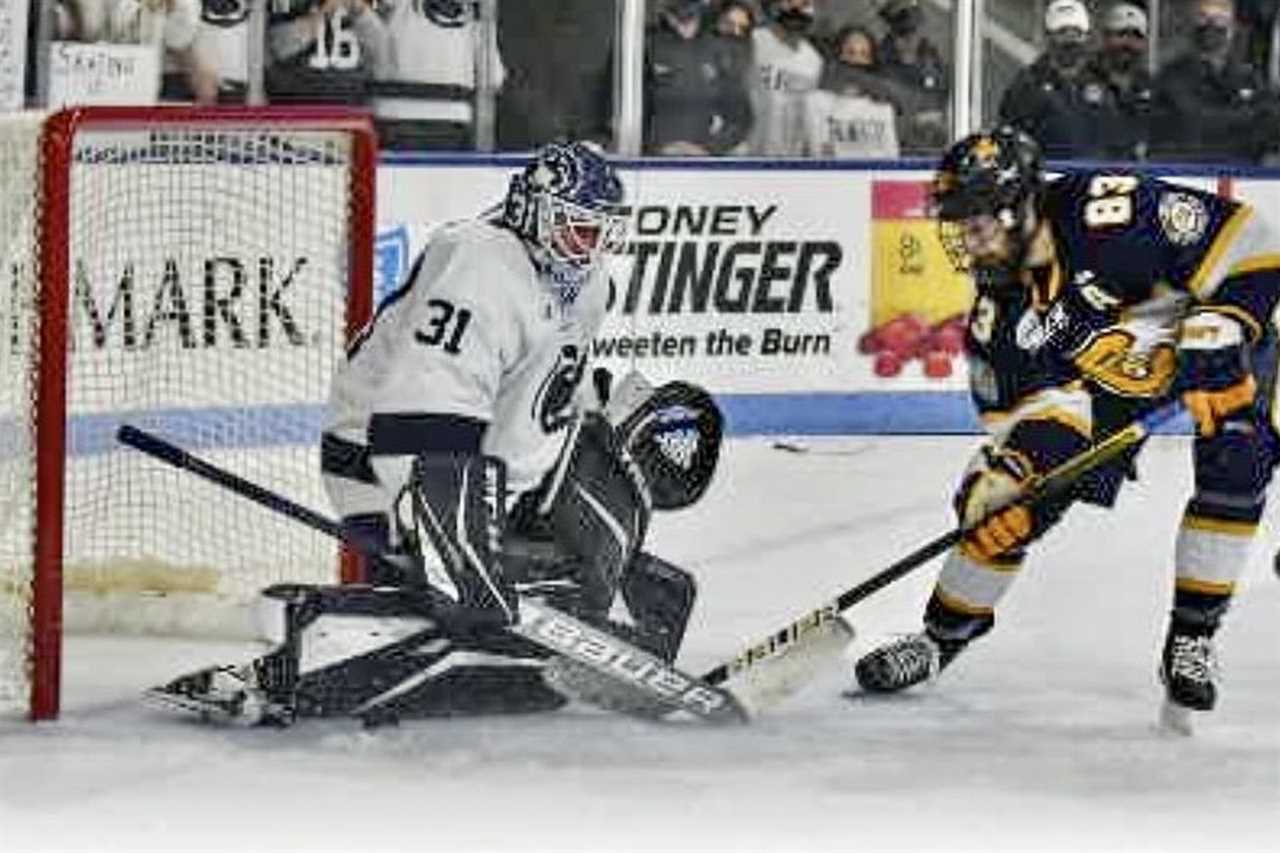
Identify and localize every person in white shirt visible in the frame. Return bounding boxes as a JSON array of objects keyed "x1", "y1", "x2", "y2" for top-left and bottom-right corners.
[
  {"x1": 145, "y1": 142, "x2": 725, "y2": 726},
  {"x1": 748, "y1": 0, "x2": 825, "y2": 156},
  {"x1": 372, "y1": 0, "x2": 505, "y2": 150},
  {"x1": 97, "y1": 0, "x2": 219, "y2": 103},
  {"x1": 805, "y1": 25, "x2": 901, "y2": 158}
]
